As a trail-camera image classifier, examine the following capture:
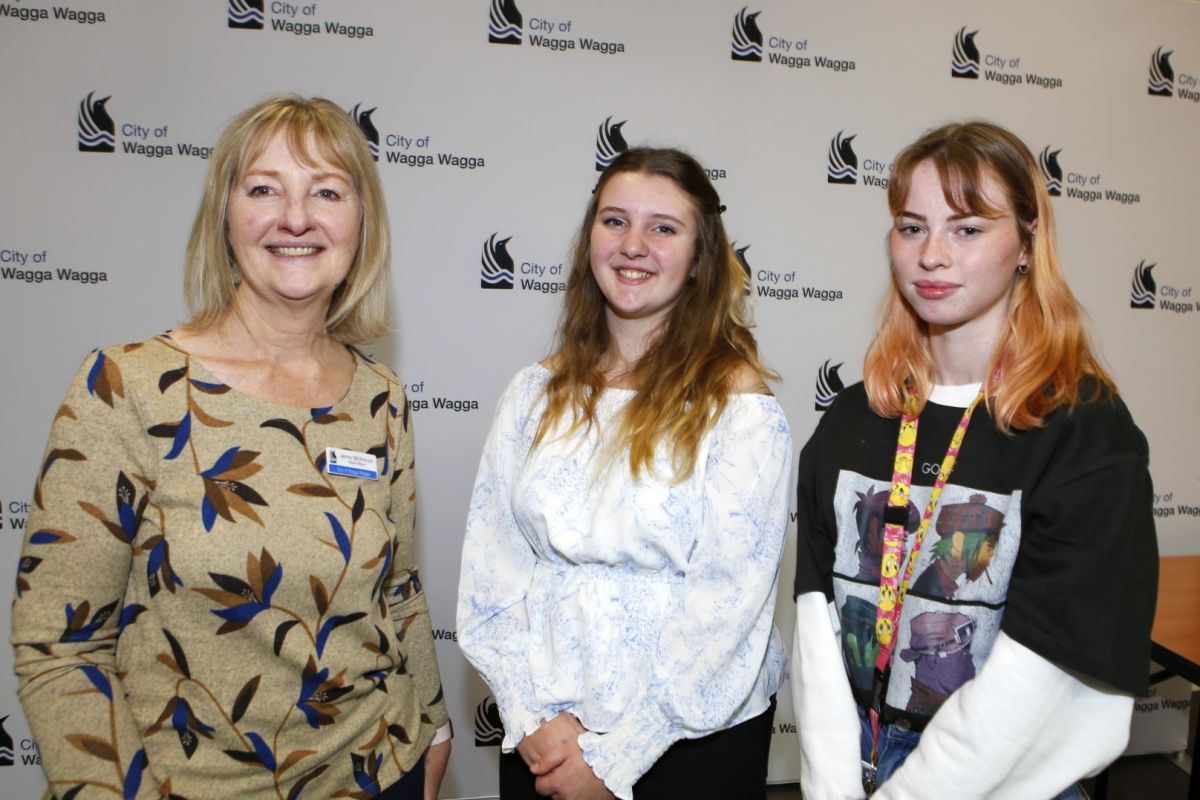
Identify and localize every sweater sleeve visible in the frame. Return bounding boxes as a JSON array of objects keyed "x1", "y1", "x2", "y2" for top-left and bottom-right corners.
[
  {"x1": 384, "y1": 384, "x2": 450, "y2": 733},
  {"x1": 11, "y1": 350, "x2": 160, "y2": 798},
  {"x1": 456, "y1": 371, "x2": 549, "y2": 750},
  {"x1": 577, "y1": 398, "x2": 793, "y2": 799},
  {"x1": 873, "y1": 632, "x2": 1133, "y2": 800}
]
